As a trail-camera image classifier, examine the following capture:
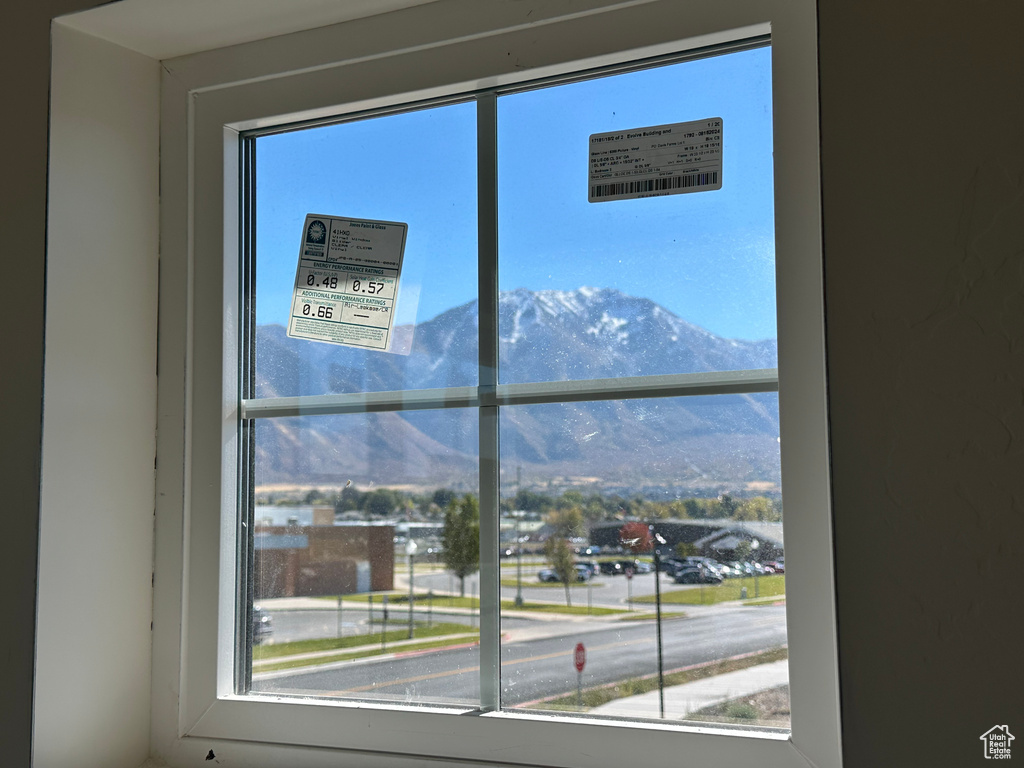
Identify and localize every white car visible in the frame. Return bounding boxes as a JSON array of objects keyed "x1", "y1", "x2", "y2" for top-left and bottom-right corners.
[{"x1": 537, "y1": 565, "x2": 593, "y2": 582}]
